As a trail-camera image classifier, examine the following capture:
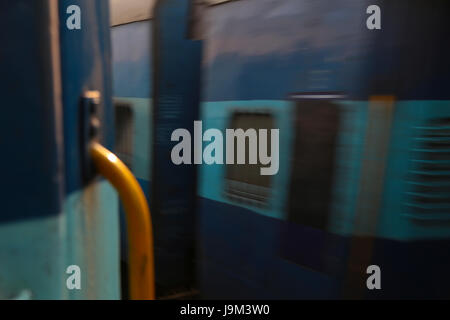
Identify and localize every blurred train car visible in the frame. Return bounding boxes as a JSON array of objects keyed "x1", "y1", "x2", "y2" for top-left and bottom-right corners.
[
  {"x1": 195, "y1": 0, "x2": 450, "y2": 299},
  {"x1": 110, "y1": 0, "x2": 201, "y2": 298}
]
